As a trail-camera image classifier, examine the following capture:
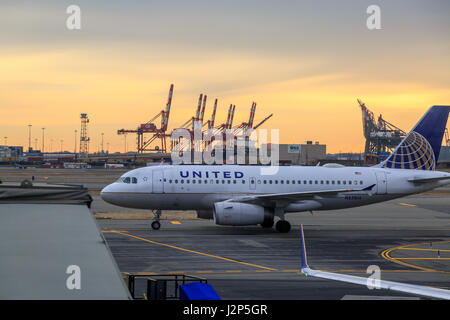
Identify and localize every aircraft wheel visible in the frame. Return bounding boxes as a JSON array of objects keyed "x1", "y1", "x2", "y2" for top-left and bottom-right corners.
[
  {"x1": 261, "y1": 219, "x2": 274, "y2": 228},
  {"x1": 275, "y1": 220, "x2": 291, "y2": 233},
  {"x1": 151, "y1": 220, "x2": 161, "y2": 230}
]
